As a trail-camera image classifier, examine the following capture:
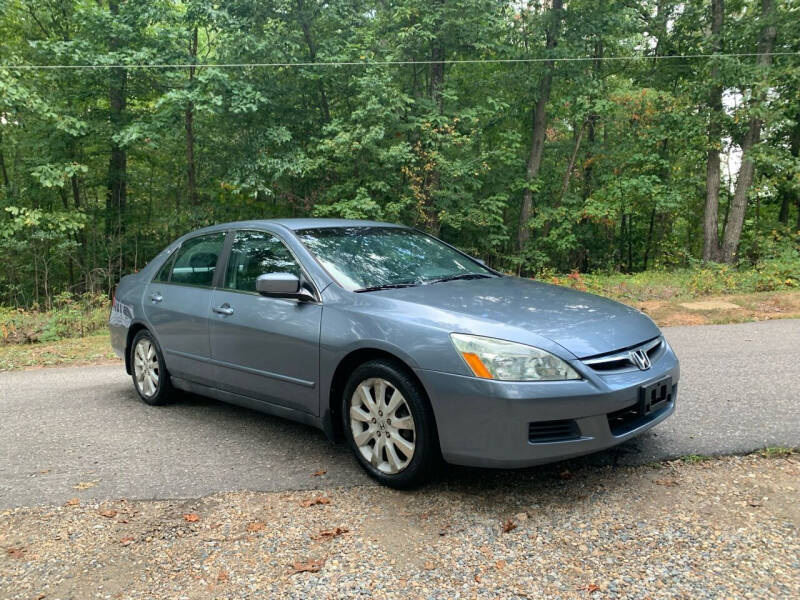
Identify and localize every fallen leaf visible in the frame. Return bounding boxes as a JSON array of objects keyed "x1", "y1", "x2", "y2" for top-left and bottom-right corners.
[
  {"x1": 423, "y1": 560, "x2": 435, "y2": 570},
  {"x1": 559, "y1": 469, "x2": 573, "y2": 480},
  {"x1": 247, "y1": 521, "x2": 266, "y2": 532},
  {"x1": 5, "y1": 547, "x2": 26, "y2": 559},
  {"x1": 502, "y1": 519, "x2": 517, "y2": 533},
  {"x1": 99, "y1": 509, "x2": 117, "y2": 518},
  {"x1": 120, "y1": 537, "x2": 135, "y2": 546},
  {"x1": 300, "y1": 497, "x2": 331, "y2": 508},
  {"x1": 654, "y1": 478, "x2": 679, "y2": 487},
  {"x1": 183, "y1": 513, "x2": 200, "y2": 522},
  {"x1": 290, "y1": 559, "x2": 324, "y2": 574},
  {"x1": 217, "y1": 570, "x2": 229, "y2": 583},
  {"x1": 312, "y1": 526, "x2": 348, "y2": 540},
  {"x1": 495, "y1": 559, "x2": 507, "y2": 570},
  {"x1": 312, "y1": 469, "x2": 327, "y2": 477},
  {"x1": 65, "y1": 498, "x2": 80, "y2": 507},
  {"x1": 73, "y1": 480, "x2": 98, "y2": 490}
]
